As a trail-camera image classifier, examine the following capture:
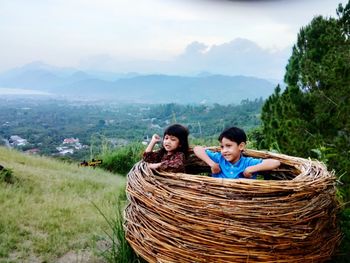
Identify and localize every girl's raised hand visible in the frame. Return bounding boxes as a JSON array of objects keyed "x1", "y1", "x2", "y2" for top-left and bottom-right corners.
[{"x1": 151, "y1": 134, "x2": 161, "y2": 143}]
